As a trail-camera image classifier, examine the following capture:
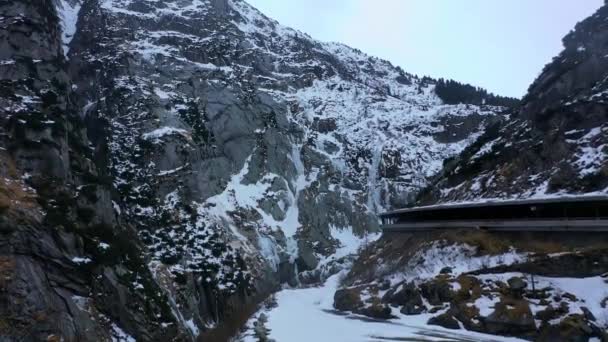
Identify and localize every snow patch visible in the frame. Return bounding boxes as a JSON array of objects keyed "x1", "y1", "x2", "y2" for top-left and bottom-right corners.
[
  {"x1": 111, "y1": 323, "x2": 136, "y2": 342},
  {"x1": 142, "y1": 127, "x2": 189, "y2": 143},
  {"x1": 56, "y1": 0, "x2": 82, "y2": 57},
  {"x1": 71, "y1": 257, "x2": 92, "y2": 264}
]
